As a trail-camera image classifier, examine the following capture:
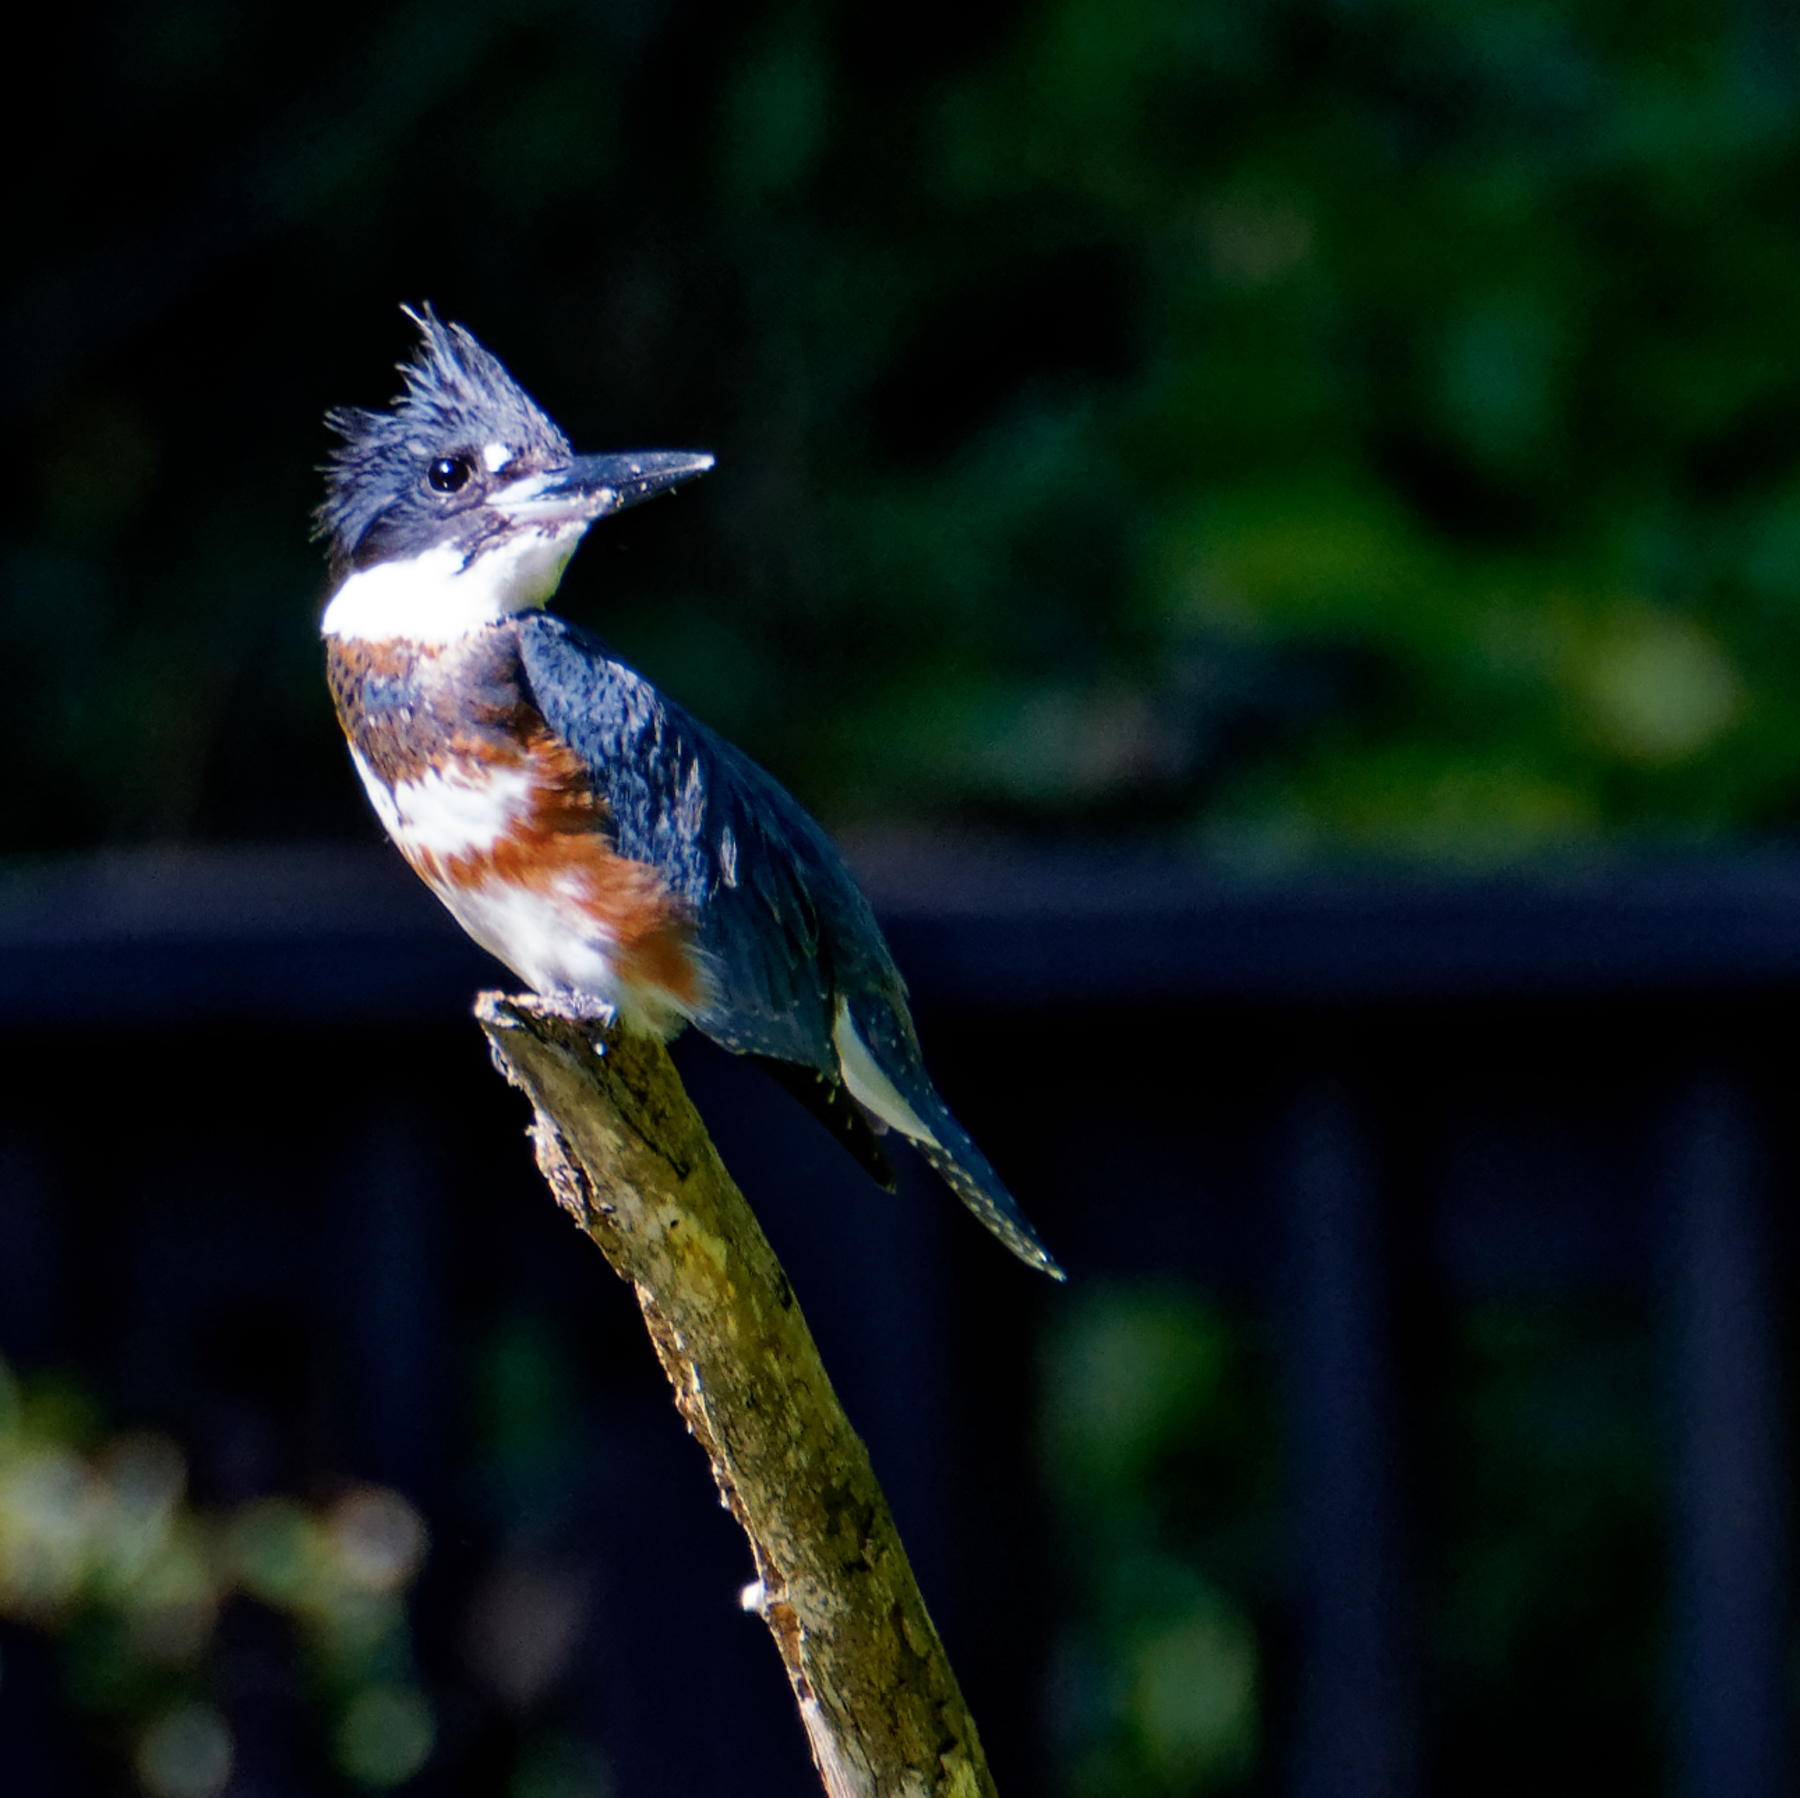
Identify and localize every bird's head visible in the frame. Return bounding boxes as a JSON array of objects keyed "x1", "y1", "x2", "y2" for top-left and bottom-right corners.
[{"x1": 316, "y1": 305, "x2": 712, "y2": 642}]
